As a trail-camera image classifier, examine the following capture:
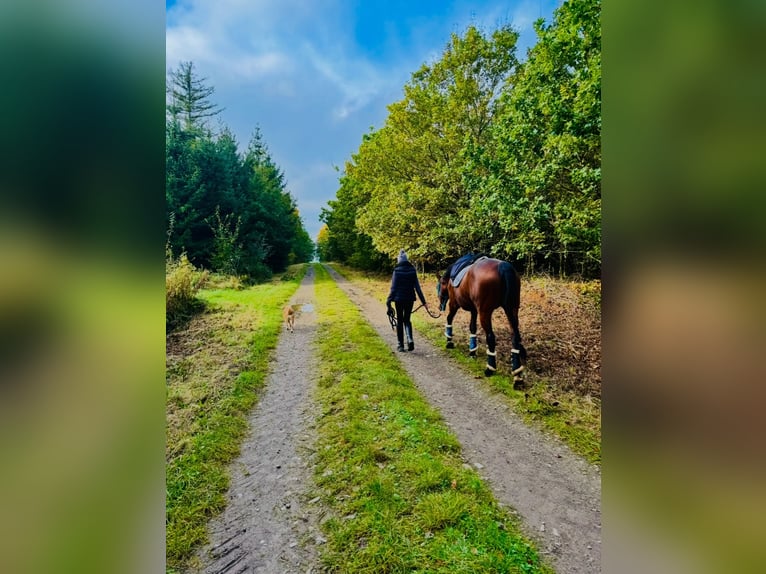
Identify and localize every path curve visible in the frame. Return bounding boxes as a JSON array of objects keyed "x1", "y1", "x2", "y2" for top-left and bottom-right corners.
[
  {"x1": 325, "y1": 264, "x2": 601, "y2": 574},
  {"x1": 188, "y1": 267, "x2": 321, "y2": 574}
]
